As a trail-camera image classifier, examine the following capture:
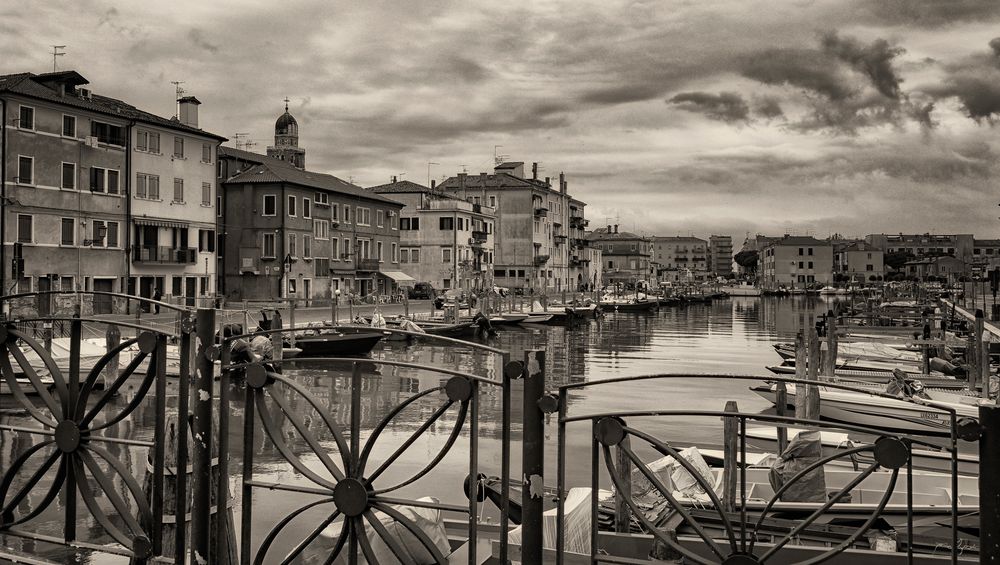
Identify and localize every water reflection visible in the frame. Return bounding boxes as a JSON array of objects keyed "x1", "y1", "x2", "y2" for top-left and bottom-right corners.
[{"x1": 0, "y1": 296, "x2": 842, "y2": 561}]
